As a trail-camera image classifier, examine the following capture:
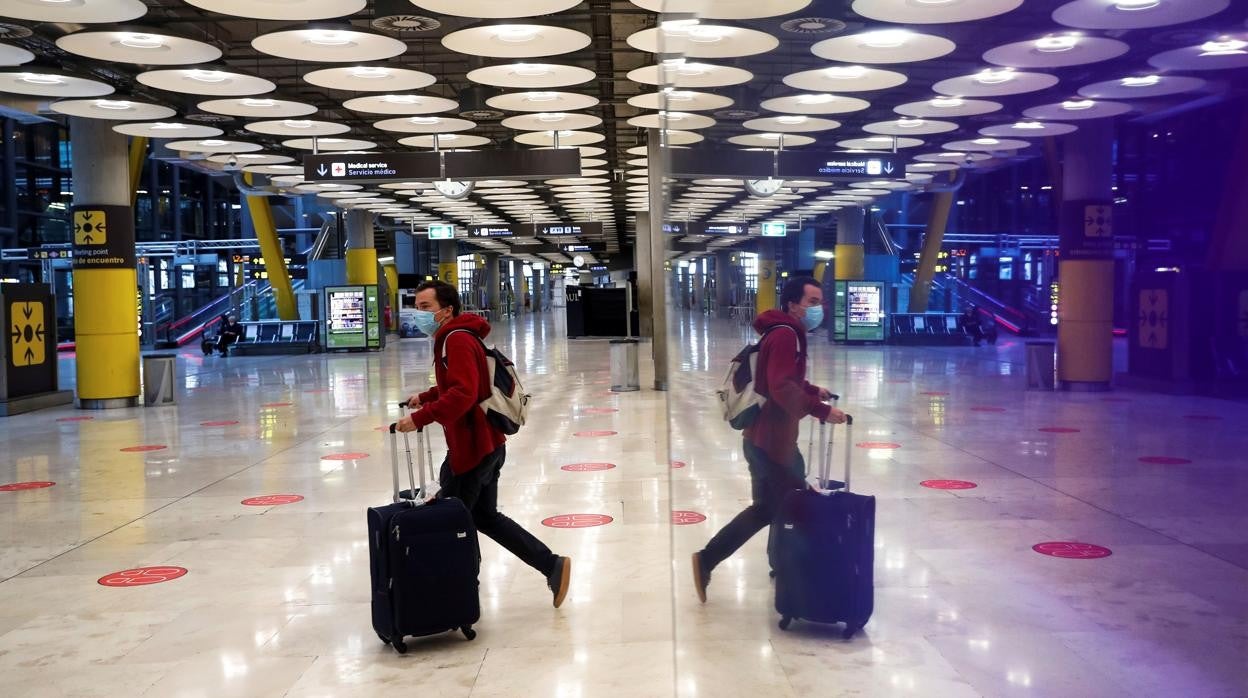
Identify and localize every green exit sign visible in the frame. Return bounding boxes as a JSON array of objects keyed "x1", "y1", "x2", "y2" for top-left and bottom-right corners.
[
  {"x1": 761, "y1": 221, "x2": 787, "y2": 238},
  {"x1": 427, "y1": 224, "x2": 455, "y2": 240}
]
